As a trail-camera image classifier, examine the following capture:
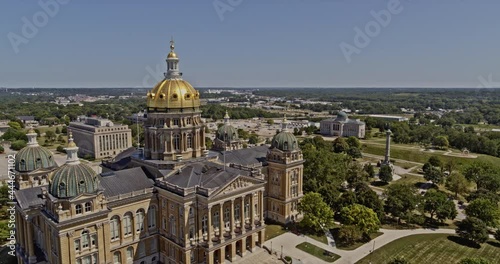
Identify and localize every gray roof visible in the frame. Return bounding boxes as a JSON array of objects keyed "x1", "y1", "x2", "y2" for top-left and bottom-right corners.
[
  {"x1": 165, "y1": 161, "x2": 251, "y2": 189},
  {"x1": 99, "y1": 167, "x2": 154, "y2": 197},
  {"x1": 214, "y1": 145, "x2": 268, "y2": 166},
  {"x1": 15, "y1": 186, "x2": 45, "y2": 210}
]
